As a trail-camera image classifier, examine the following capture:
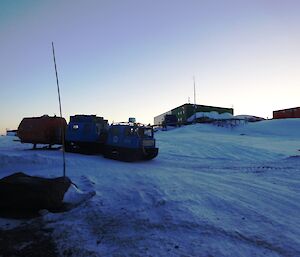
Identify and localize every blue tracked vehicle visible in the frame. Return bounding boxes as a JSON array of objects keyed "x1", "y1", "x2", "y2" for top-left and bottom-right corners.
[
  {"x1": 65, "y1": 115, "x2": 109, "y2": 154},
  {"x1": 65, "y1": 115, "x2": 158, "y2": 161},
  {"x1": 104, "y1": 122, "x2": 158, "y2": 161}
]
